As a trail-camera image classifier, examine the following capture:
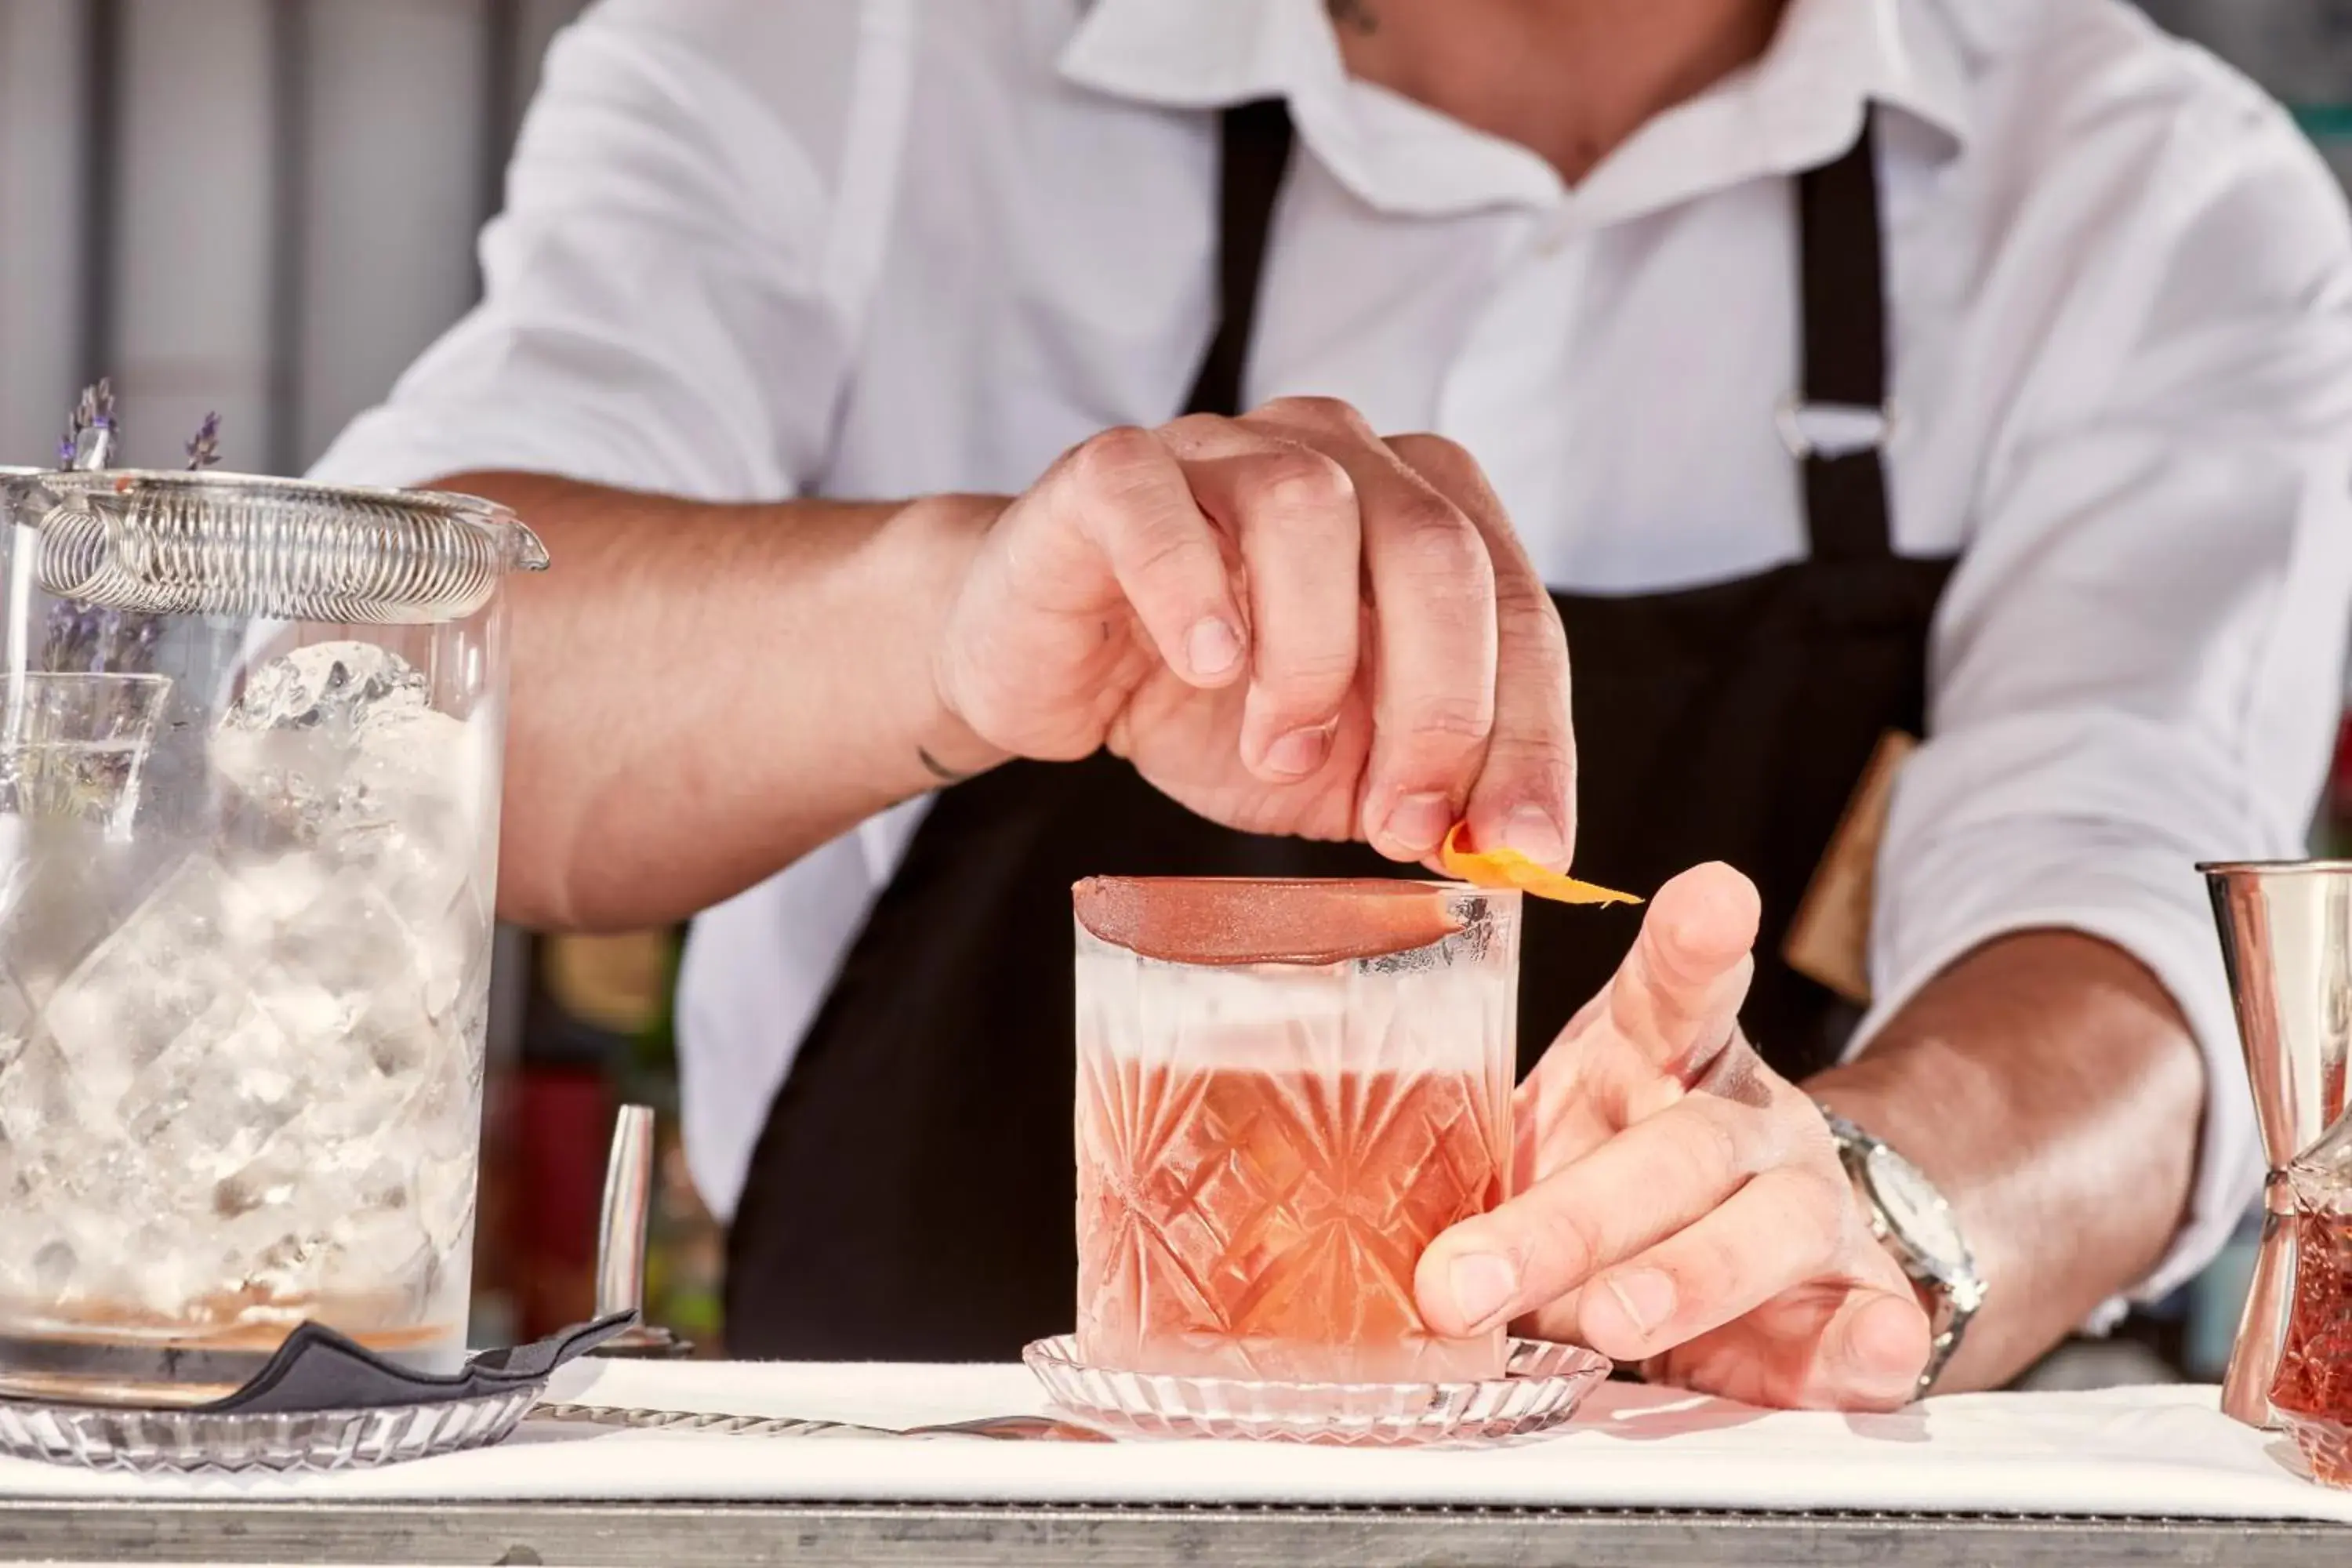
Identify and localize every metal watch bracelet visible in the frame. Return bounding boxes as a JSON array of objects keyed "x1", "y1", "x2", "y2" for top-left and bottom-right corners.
[{"x1": 1815, "y1": 1103, "x2": 1986, "y2": 1399}]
